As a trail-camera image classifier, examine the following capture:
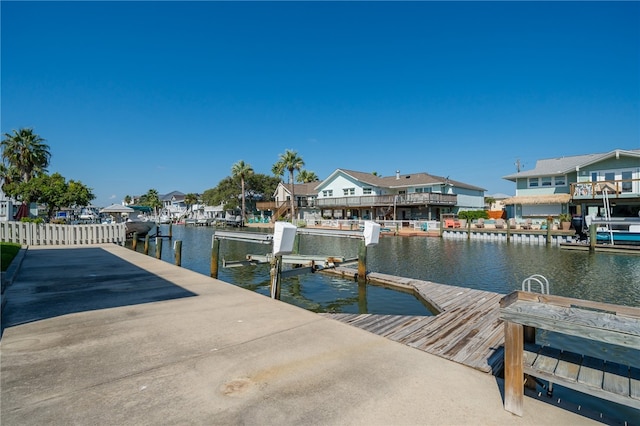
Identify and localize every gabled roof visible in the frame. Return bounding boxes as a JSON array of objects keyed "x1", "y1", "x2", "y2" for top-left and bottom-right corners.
[
  {"x1": 503, "y1": 149, "x2": 640, "y2": 181},
  {"x1": 279, "y1": 182, "x2": 319, "y2": 196},
  {"x1": 161, "y1": 191, "x2": 185, "y2": 201},
  {"x1": 316, "y1": 169, "x2": 485, "y2": 192}
]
